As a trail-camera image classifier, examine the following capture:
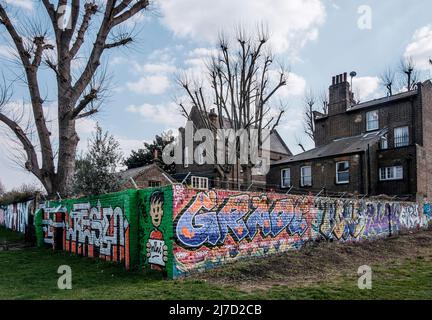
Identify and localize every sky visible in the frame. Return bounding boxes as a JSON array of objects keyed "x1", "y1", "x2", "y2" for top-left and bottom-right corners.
[{"x1": 1, "y1": 0, "x2": 432, "y2": 191}]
